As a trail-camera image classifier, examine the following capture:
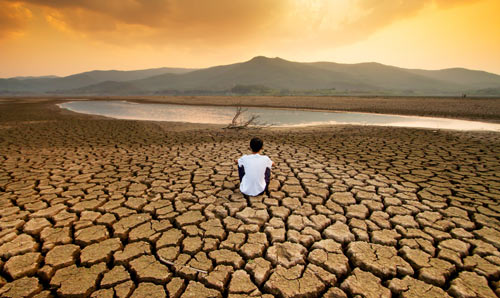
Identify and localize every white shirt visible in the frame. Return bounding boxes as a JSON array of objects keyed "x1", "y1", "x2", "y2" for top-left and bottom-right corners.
[{"x1": 238, "y1": 154, "x2": 273, "y2": 196}]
